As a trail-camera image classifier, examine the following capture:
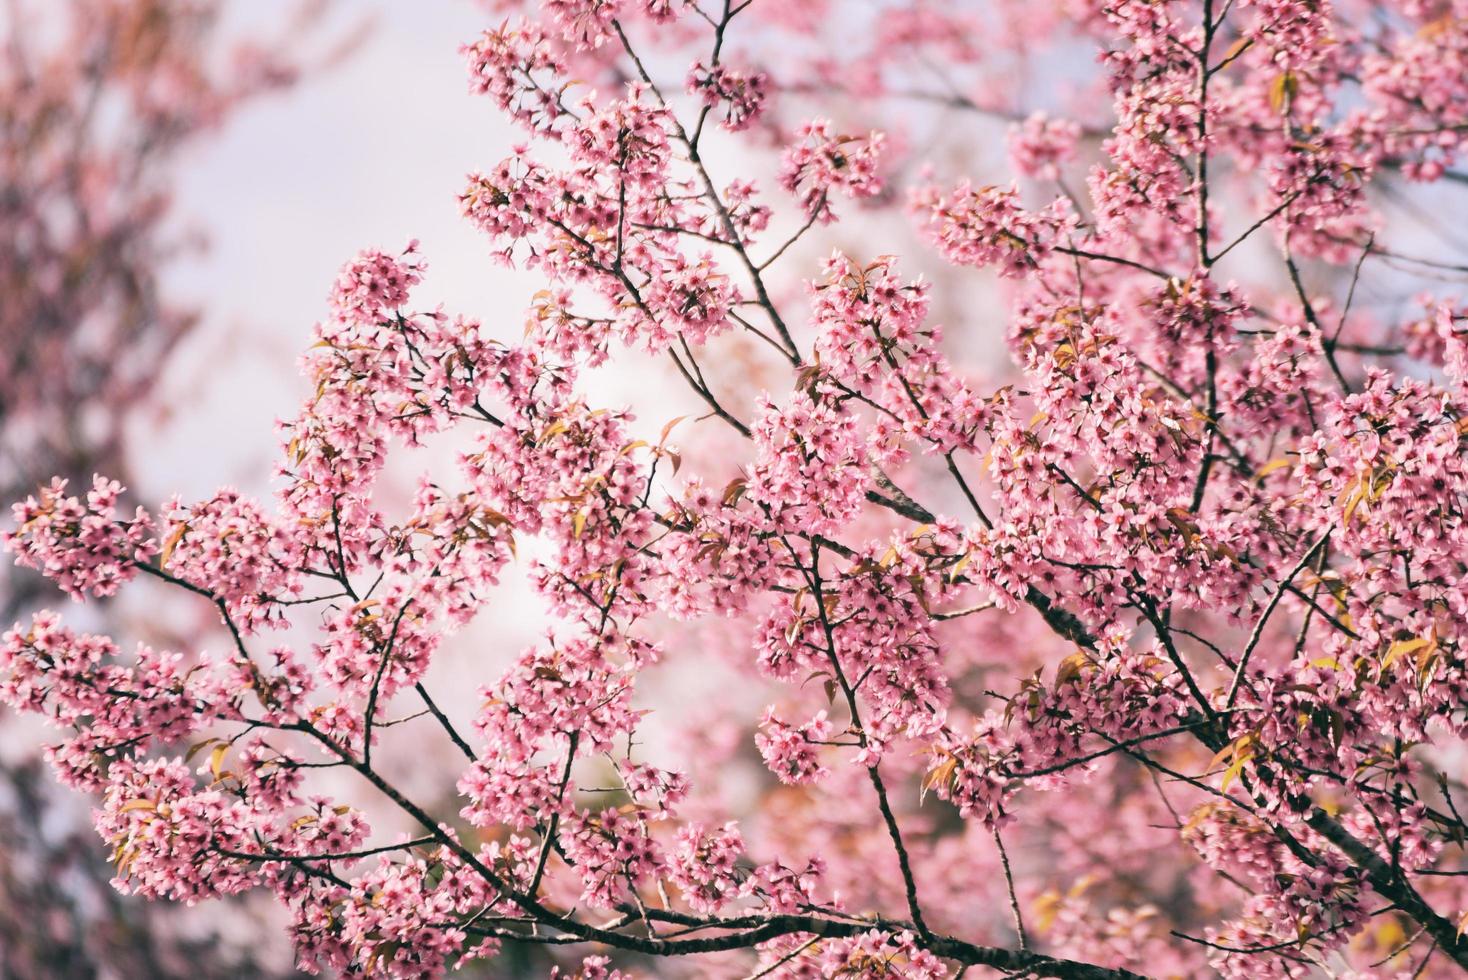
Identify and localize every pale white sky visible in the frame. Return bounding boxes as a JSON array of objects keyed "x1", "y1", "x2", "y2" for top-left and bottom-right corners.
[{"x1": 138, "y1": 0, "x2": 531, "y2": 500}]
